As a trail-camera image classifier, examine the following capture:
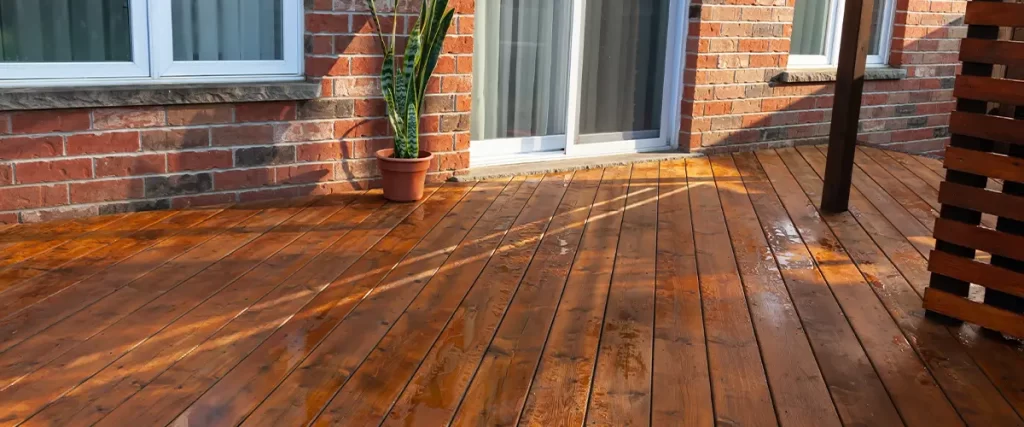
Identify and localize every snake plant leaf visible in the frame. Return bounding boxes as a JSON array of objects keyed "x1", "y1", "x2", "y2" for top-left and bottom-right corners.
[{"x1": 364, "y1": 0, "x2": 454, "y2": 159}]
